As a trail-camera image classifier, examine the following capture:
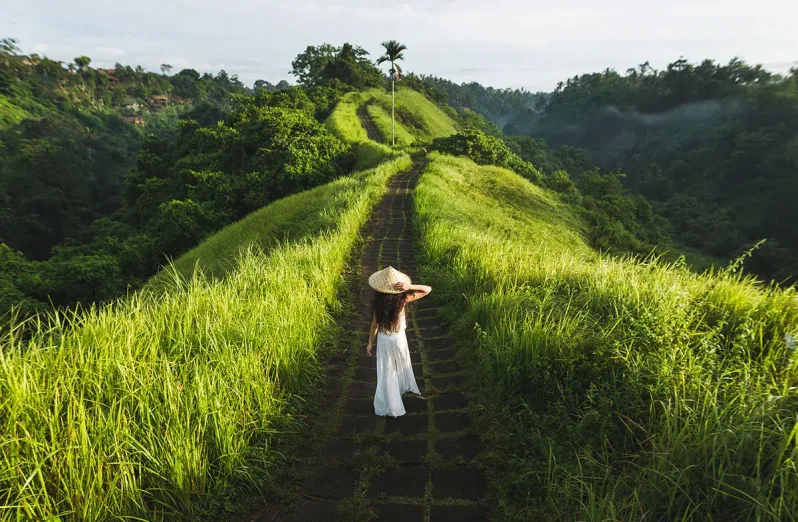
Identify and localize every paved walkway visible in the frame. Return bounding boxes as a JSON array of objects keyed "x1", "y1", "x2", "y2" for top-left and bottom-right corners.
[{"x1": 250, "y1": 160, "x2": 488, "y2": 521}]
